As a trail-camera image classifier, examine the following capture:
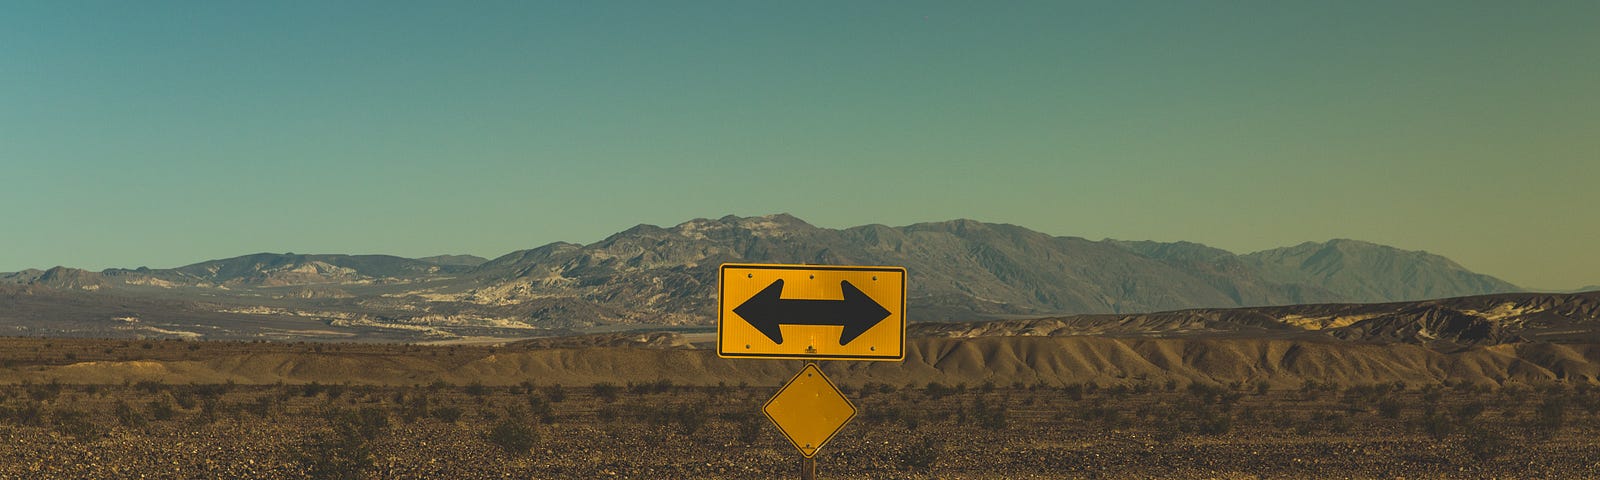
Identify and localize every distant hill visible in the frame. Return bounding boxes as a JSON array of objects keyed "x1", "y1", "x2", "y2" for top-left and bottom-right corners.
[
  {"x1": 106, "y1": 253, "x2": 472, "y2": 287},
  {"x1": 0, "y1": 269, "x2": 46, "y2": 285},
  {"x1": 1239, "y1": 239, "x2": 1521, "y2": 302},
  {"x1": 913, "y1": 291, "x2": 1600, "y2": 349},
  {"x1": 0, "y1": 214, "x2": 1527, "y2": 336},
  {"x1": 15, "y1": 267, "x2": 108, "y2": 290}
]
